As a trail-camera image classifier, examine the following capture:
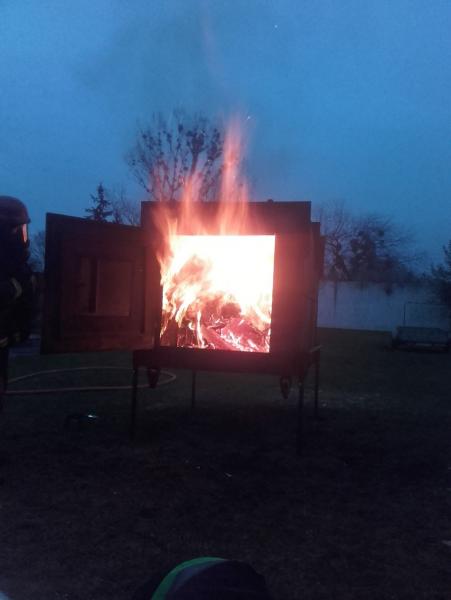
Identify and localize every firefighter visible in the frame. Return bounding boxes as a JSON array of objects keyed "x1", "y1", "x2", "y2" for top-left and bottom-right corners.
[{"x1": 0, "y1": 196, "x2": 36, "y2": 411}]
